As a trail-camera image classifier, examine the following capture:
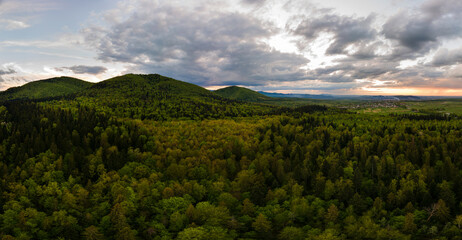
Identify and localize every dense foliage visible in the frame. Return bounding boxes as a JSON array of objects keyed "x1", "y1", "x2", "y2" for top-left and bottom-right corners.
[
  {"x1": 46, "y1": 74, "x2": 277, "y2": 120},
  {"x1": 215, "y1": 86, "x2": 272, "y2": 102},
  {"x1": 0, "y1": 77, "x2": 93, "y2": 101},
  {"x1": 1, "y1": 74, "x2": 462, "y2": 239},
  {"x1": 214, "y1": 86, "x2": 325, "y2": 108}
]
